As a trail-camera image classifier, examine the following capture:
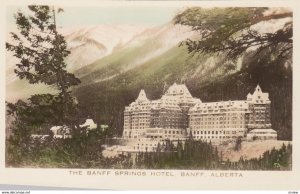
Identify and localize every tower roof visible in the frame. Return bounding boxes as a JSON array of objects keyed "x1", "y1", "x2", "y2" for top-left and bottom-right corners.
[
  {"x1": 165, "y1": 83, "x2": 192, "y2": 97},
  {"x1": 255, "y1": 85, "x2": 262, "y2": 93},
  {"x1": 247, "y1": 84, "x2": 270, "y2": 103},
  {"x1": 136, "y1": 89, "x2": 149, "y2": 101}
]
